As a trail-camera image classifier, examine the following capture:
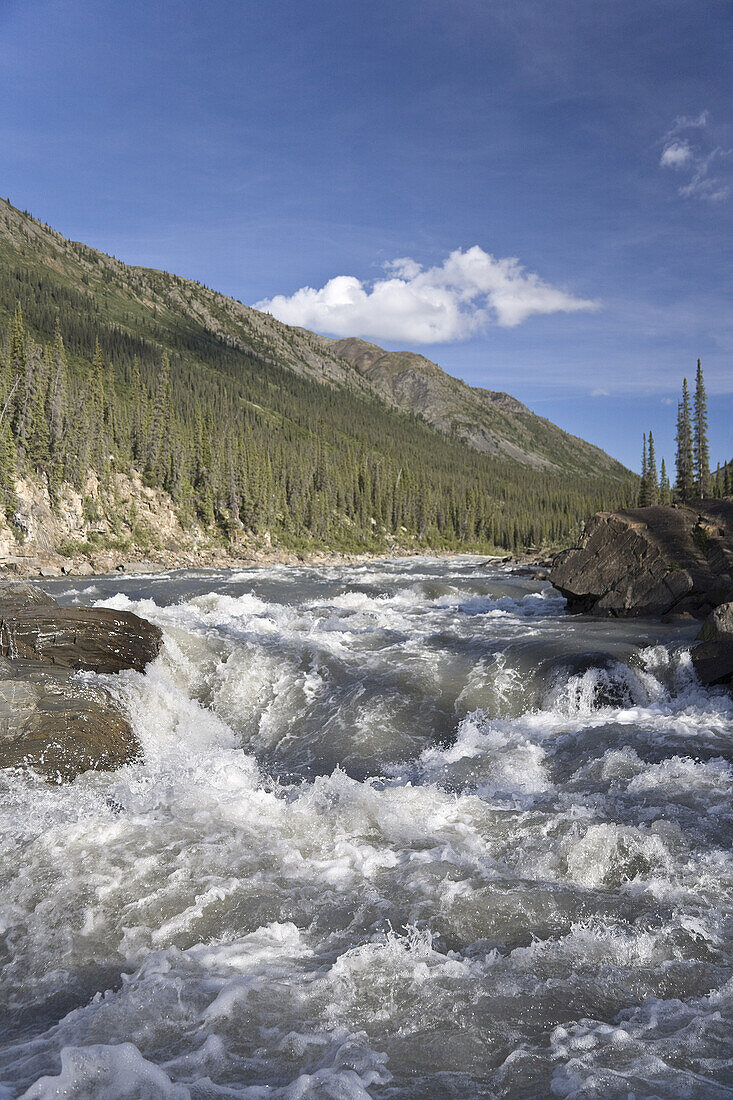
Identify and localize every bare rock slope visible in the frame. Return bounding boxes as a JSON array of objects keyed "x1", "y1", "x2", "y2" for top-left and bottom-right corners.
[{"x1": 326, "y1": 336, "x2": 627, "y2": 475}]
